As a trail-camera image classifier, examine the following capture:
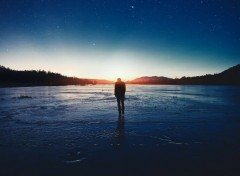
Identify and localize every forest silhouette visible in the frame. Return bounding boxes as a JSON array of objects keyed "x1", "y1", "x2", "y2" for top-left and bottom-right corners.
[{"x1": 0, "y1": 64, "x2": 239, "y2": 87}]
